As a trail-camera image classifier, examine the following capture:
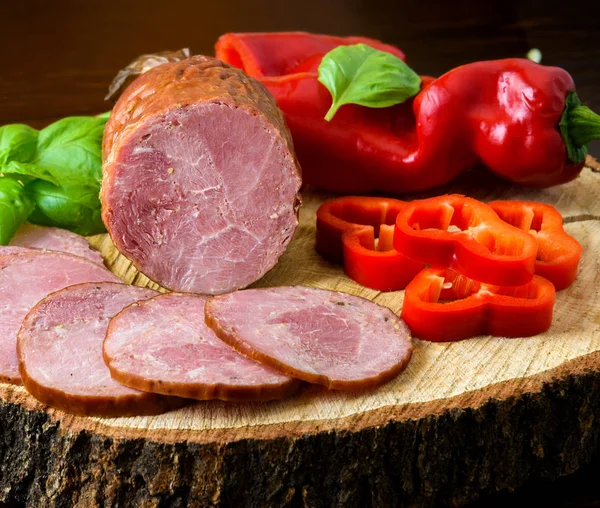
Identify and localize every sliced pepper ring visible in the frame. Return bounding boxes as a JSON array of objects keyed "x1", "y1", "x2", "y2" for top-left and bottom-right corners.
[
  {"x1": 316, "y1": 196, "x2": 423, "y2": 291},
  {"x1": 394, "y1": 194, "x2": 538, "y2": 286},
  {"x1": 487, "y1": 200, "x2": 582, "y2": 290},
  {"x1": 401, "y1": 268, "x2": 555, "y2": 342}
]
